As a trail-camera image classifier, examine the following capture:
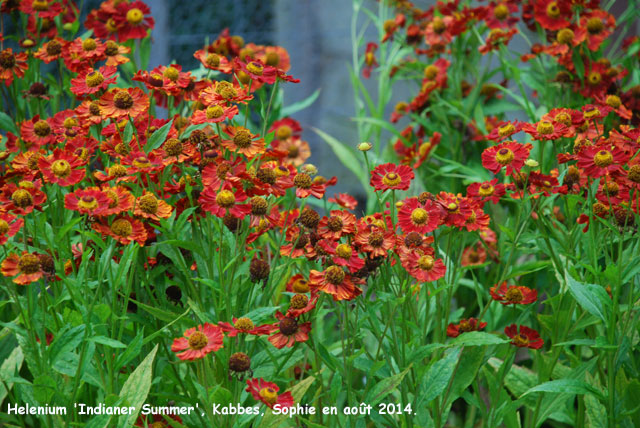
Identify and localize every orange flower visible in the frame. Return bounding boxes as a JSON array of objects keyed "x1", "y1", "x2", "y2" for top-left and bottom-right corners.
[
  {"x1": 70, "y1": 66, "x2": 118, "y2": 98},
  {"x1": 221, "y1": 126, "x2": 266, "y2": 159},
  {"x1": 246, "y1": 378, "x2": 294, "y2": 409},
  {"x1": 99, "y1": 87, "x2": 149, "y2": 120},
  {"x1": 171, "y1": 323, "x2": 223, "y2": 361},
  {"x1": 490, "y1": 282, "x2": 538, "y2": 305},
  {"x1": 267, "y1": 312, "x2": 312, "y2": 348},
  {"x1": 64, "y1": 187, "x2": 111, "y2": 216},
  {"x1": 93, "y1": 216, "x2": 148, "y2": 246},
  {"x1": 38, "y1": 149, "x2": 86, "y2": 187},
  {"x1": 133, "y1": 192, "x2": 173, "y2": 220},
  {"x1": 1, "y1": 252, "x2": 44, "y2": 285},
  {"x1": 0, "y1": 212, "x2": 24, "y2": 245}
]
